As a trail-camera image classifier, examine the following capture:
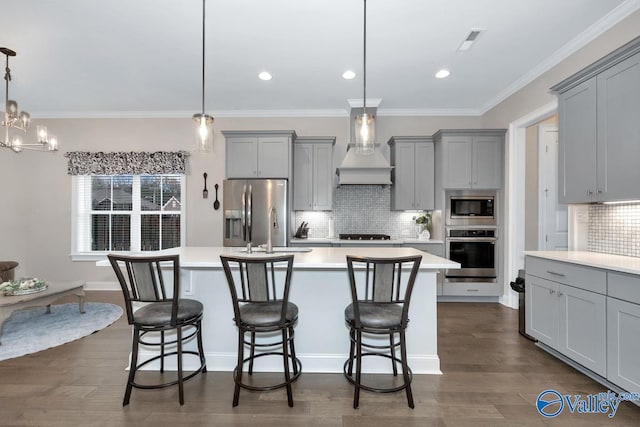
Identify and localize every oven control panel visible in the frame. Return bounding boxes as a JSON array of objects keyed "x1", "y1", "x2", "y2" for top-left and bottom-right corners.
[{"x1": 448, "y1": 229, "x2": 496, "y2": 238}]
